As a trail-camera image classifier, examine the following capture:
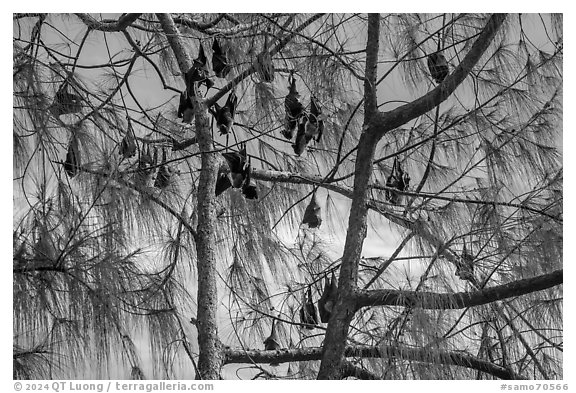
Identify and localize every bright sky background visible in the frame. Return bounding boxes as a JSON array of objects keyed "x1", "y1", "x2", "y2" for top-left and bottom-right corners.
[{"x1": 3, "y1": 4, "x2": 573, "y2": 388}]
